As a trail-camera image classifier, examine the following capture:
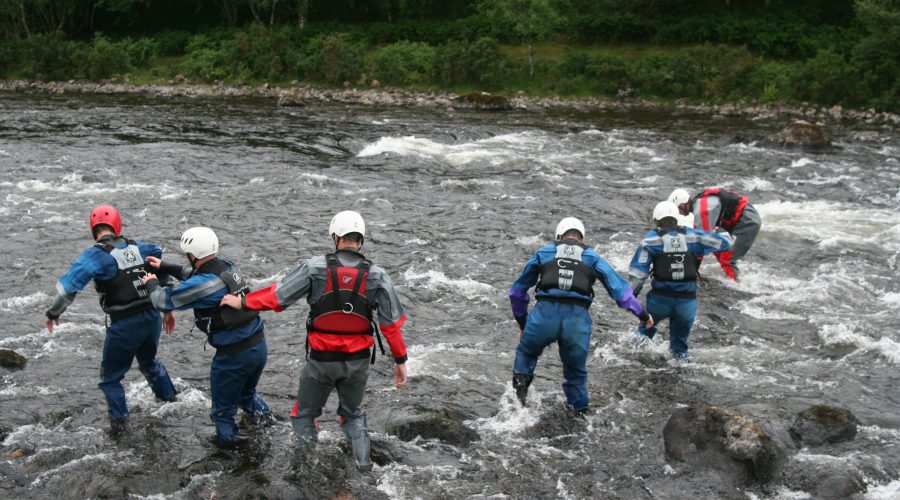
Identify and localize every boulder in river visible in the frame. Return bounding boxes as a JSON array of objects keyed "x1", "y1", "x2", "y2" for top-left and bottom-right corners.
[
  {"x1": 382, "y1": 402, "x2": 479, "y2": 447},
  {"x1": 0, "y1": 349, "x2": 26, "y2": 370},
  {"x1": 770, "y1": 119, "x2": 832, "y2": 148},
  {"x1": 277, "y1": 91, "x2": 304, "y2": 107},
  {"x1": 451, "y1": 92, "x2": 512, "y2": 111},
  {"x1": 790, "y1": 405, "x2": 859, "y2": 447},
  {"x1": 782, "y1": 456, "x2": 866, "y2": 500},
  {"x1": 664, "y1": 405, "x2": 785, "y2": 483}
]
